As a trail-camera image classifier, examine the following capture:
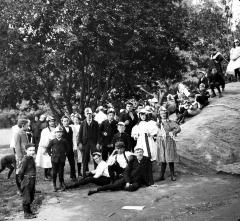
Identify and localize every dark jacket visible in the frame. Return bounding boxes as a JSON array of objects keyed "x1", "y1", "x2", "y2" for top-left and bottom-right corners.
[
  {"x1": 62, "y1": 126, "x2": 73, "y2": 153},
  {"x1": 0, "y1": 154, "x2": 16, "y2": 168},
  {"x1": 112, "y1": 132, "x2": 132, "y2": 151},
  {"x1": 18, "y1": 155, "x2": 36, "y2": 181},
  {"x1": 31, "y1": 120, "x2": 42, "y2": 138},
  {"x1": 208, "y1": 73, "x2": 224, "y2": 85},
  {"x1": 47, "y1": 138, "x2": 69, "y2": 163},
  {"x1": 197, "y1": 76, "x2": 209, "y2": 89},
  {"x1": 119, "y1": 110, "x2": 138, "y2": 135},
  {"x1": 123, "y1": 155, "x2": 153, "y2": 186},
  {"x1": 99, "y1": 119, "x2": 118, "y2": 146},
  {"x1": 78, "y1": 119, "x2": 99, "y2": 145}
]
